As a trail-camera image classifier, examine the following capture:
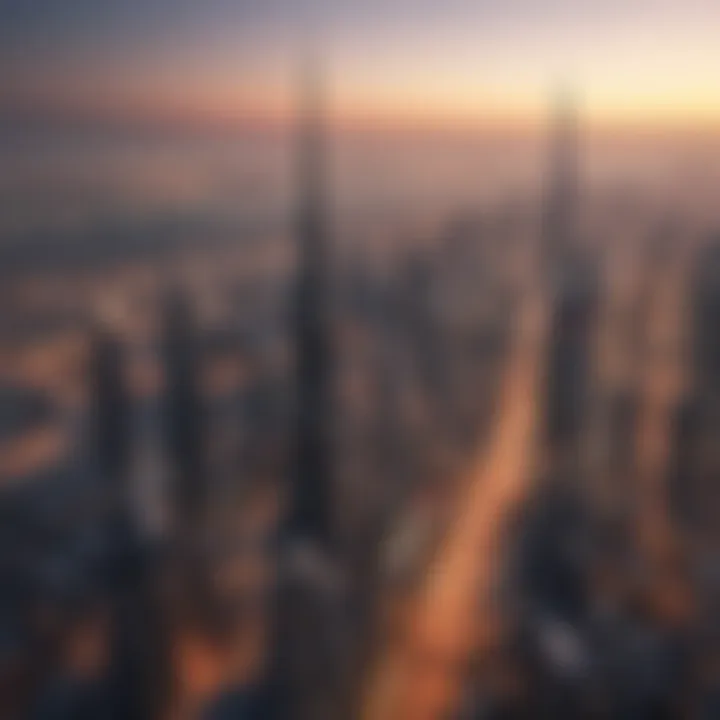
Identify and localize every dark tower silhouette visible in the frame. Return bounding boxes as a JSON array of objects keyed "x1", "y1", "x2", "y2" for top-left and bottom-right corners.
[
  {"x1": 541, "y1": 94, "x2": 597, "y2": 470},
  {"x1": 103, "y1": 526, "x2": 170, "y2": 720},
  {"x1": 674, "y1": 240, "x2": 720, "y2": 703},
  {"x1": 668, "y1": 395, "x2": 701, "y2": 533},
  {"x1": 89, "y1": 325, "x2": 131, "y2": 508},
  {"x1": 691, "y1": 242, "x2": 720, "y2": 398},
  {"x1": 265, "y1": 60, "x2": 349, "y2": 720},
  {"x1": 673, "y1": 241, "x2": 720, "y2": 537},
  {"x1": 542, "y1": 92, "x2": 579, "y2": 279},
  {"x1": 87, "y1": 323, "x2": 170, "y2": 720},
  {"x1": 161, "y1": 290, "x2": 207, "y2": 534},
  {"x1": 544, "y1": 259, "x2": 597, "y2": 467},
  {"x1": 513, "y1": 99, "x2": 597, "y2": 706},
  {"x1": 290, "y1": 60, "x2": 334, "y2": 547}
]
